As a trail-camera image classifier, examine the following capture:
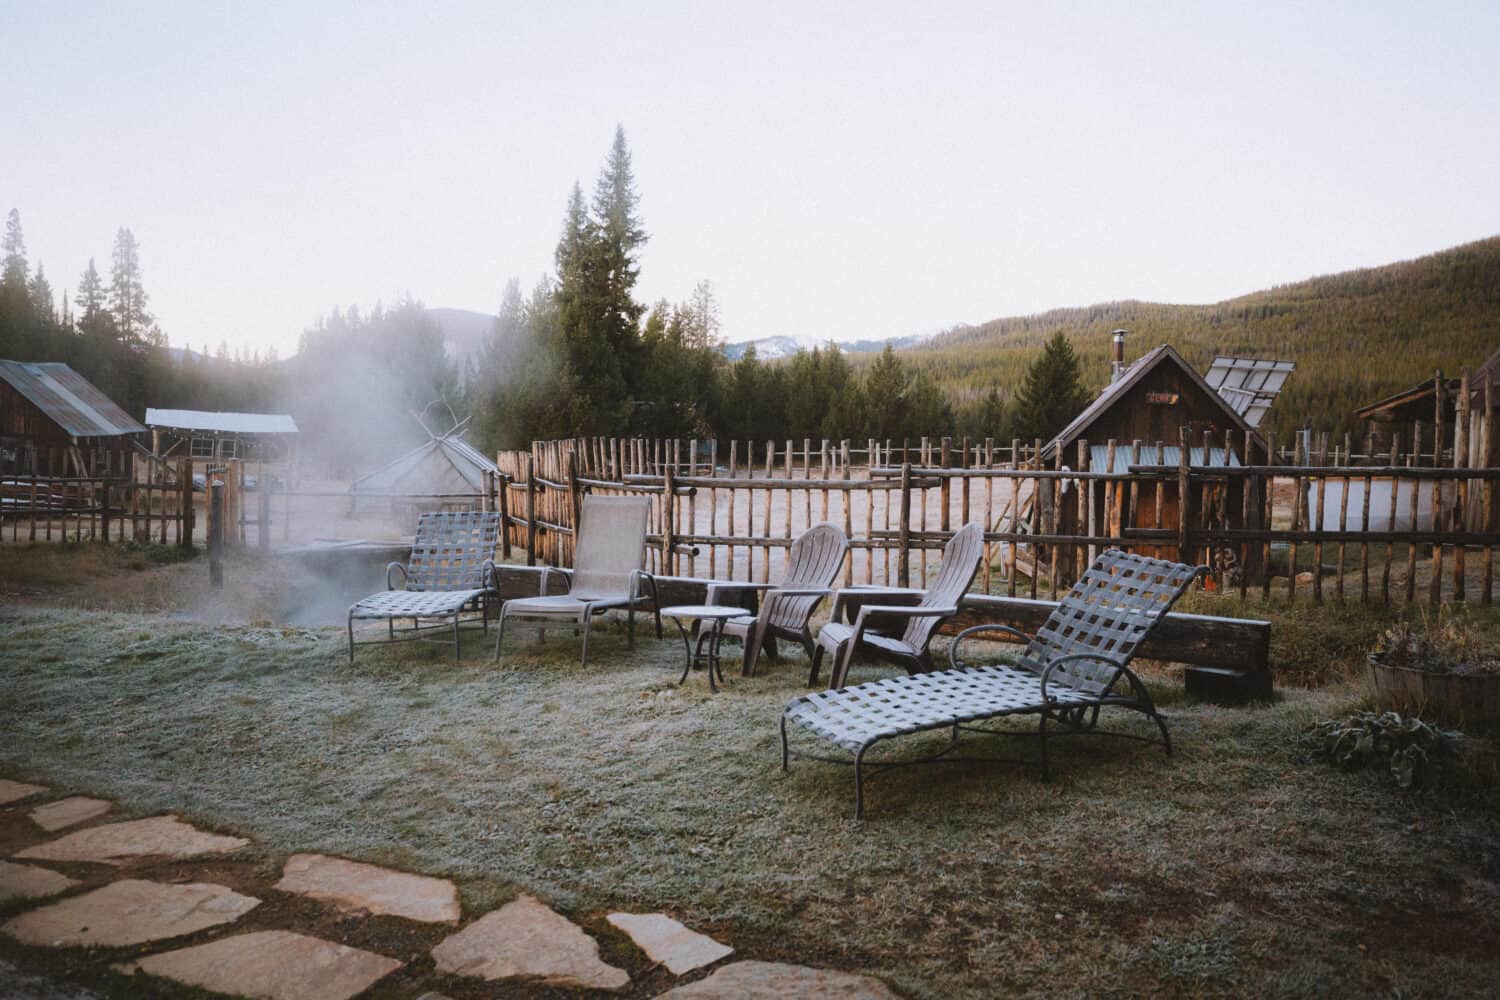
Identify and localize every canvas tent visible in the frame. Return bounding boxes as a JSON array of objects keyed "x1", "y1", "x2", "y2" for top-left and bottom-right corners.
[{"x1": 350, "y1": 429, "x2": 497, "y2": 497}]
